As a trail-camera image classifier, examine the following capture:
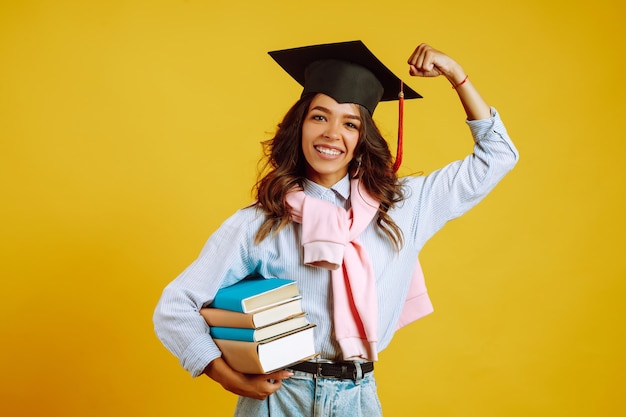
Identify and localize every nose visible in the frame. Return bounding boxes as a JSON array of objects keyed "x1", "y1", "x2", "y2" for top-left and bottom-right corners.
[{"x1": 323, "y1": 121, "x2": 341, "y2": 140}]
